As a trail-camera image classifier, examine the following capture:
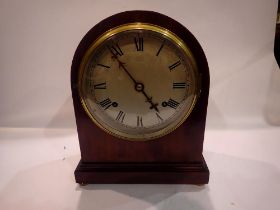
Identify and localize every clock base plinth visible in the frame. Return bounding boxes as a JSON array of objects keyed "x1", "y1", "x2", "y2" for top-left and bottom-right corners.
[{"x1": 74, "y1": 159, "x2": 209, "y2": 184}]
